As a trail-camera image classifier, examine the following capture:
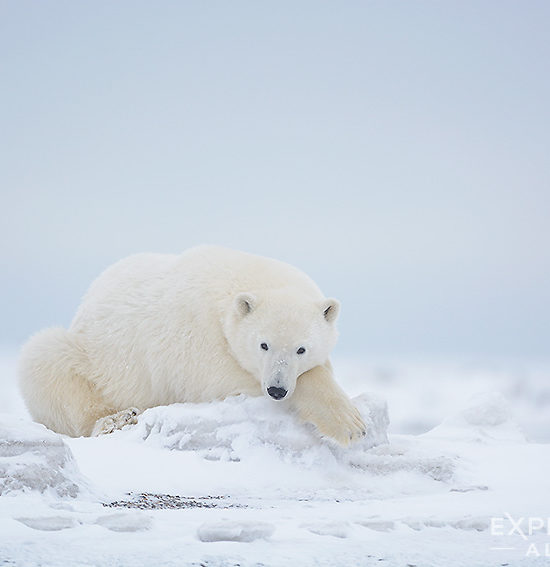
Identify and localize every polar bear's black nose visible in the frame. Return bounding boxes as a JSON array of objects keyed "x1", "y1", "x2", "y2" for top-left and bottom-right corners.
[{"x1": 267, "y1": 386, "x2": 287, "y2": 400}]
